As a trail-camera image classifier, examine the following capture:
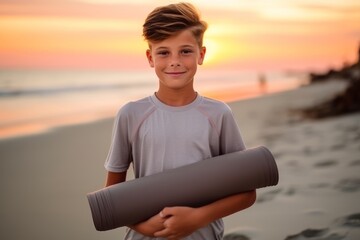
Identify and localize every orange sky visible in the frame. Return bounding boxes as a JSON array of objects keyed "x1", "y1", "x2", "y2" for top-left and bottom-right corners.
[{"x1": 0, "y1": 0, "x2": 359, "y2": 73}]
